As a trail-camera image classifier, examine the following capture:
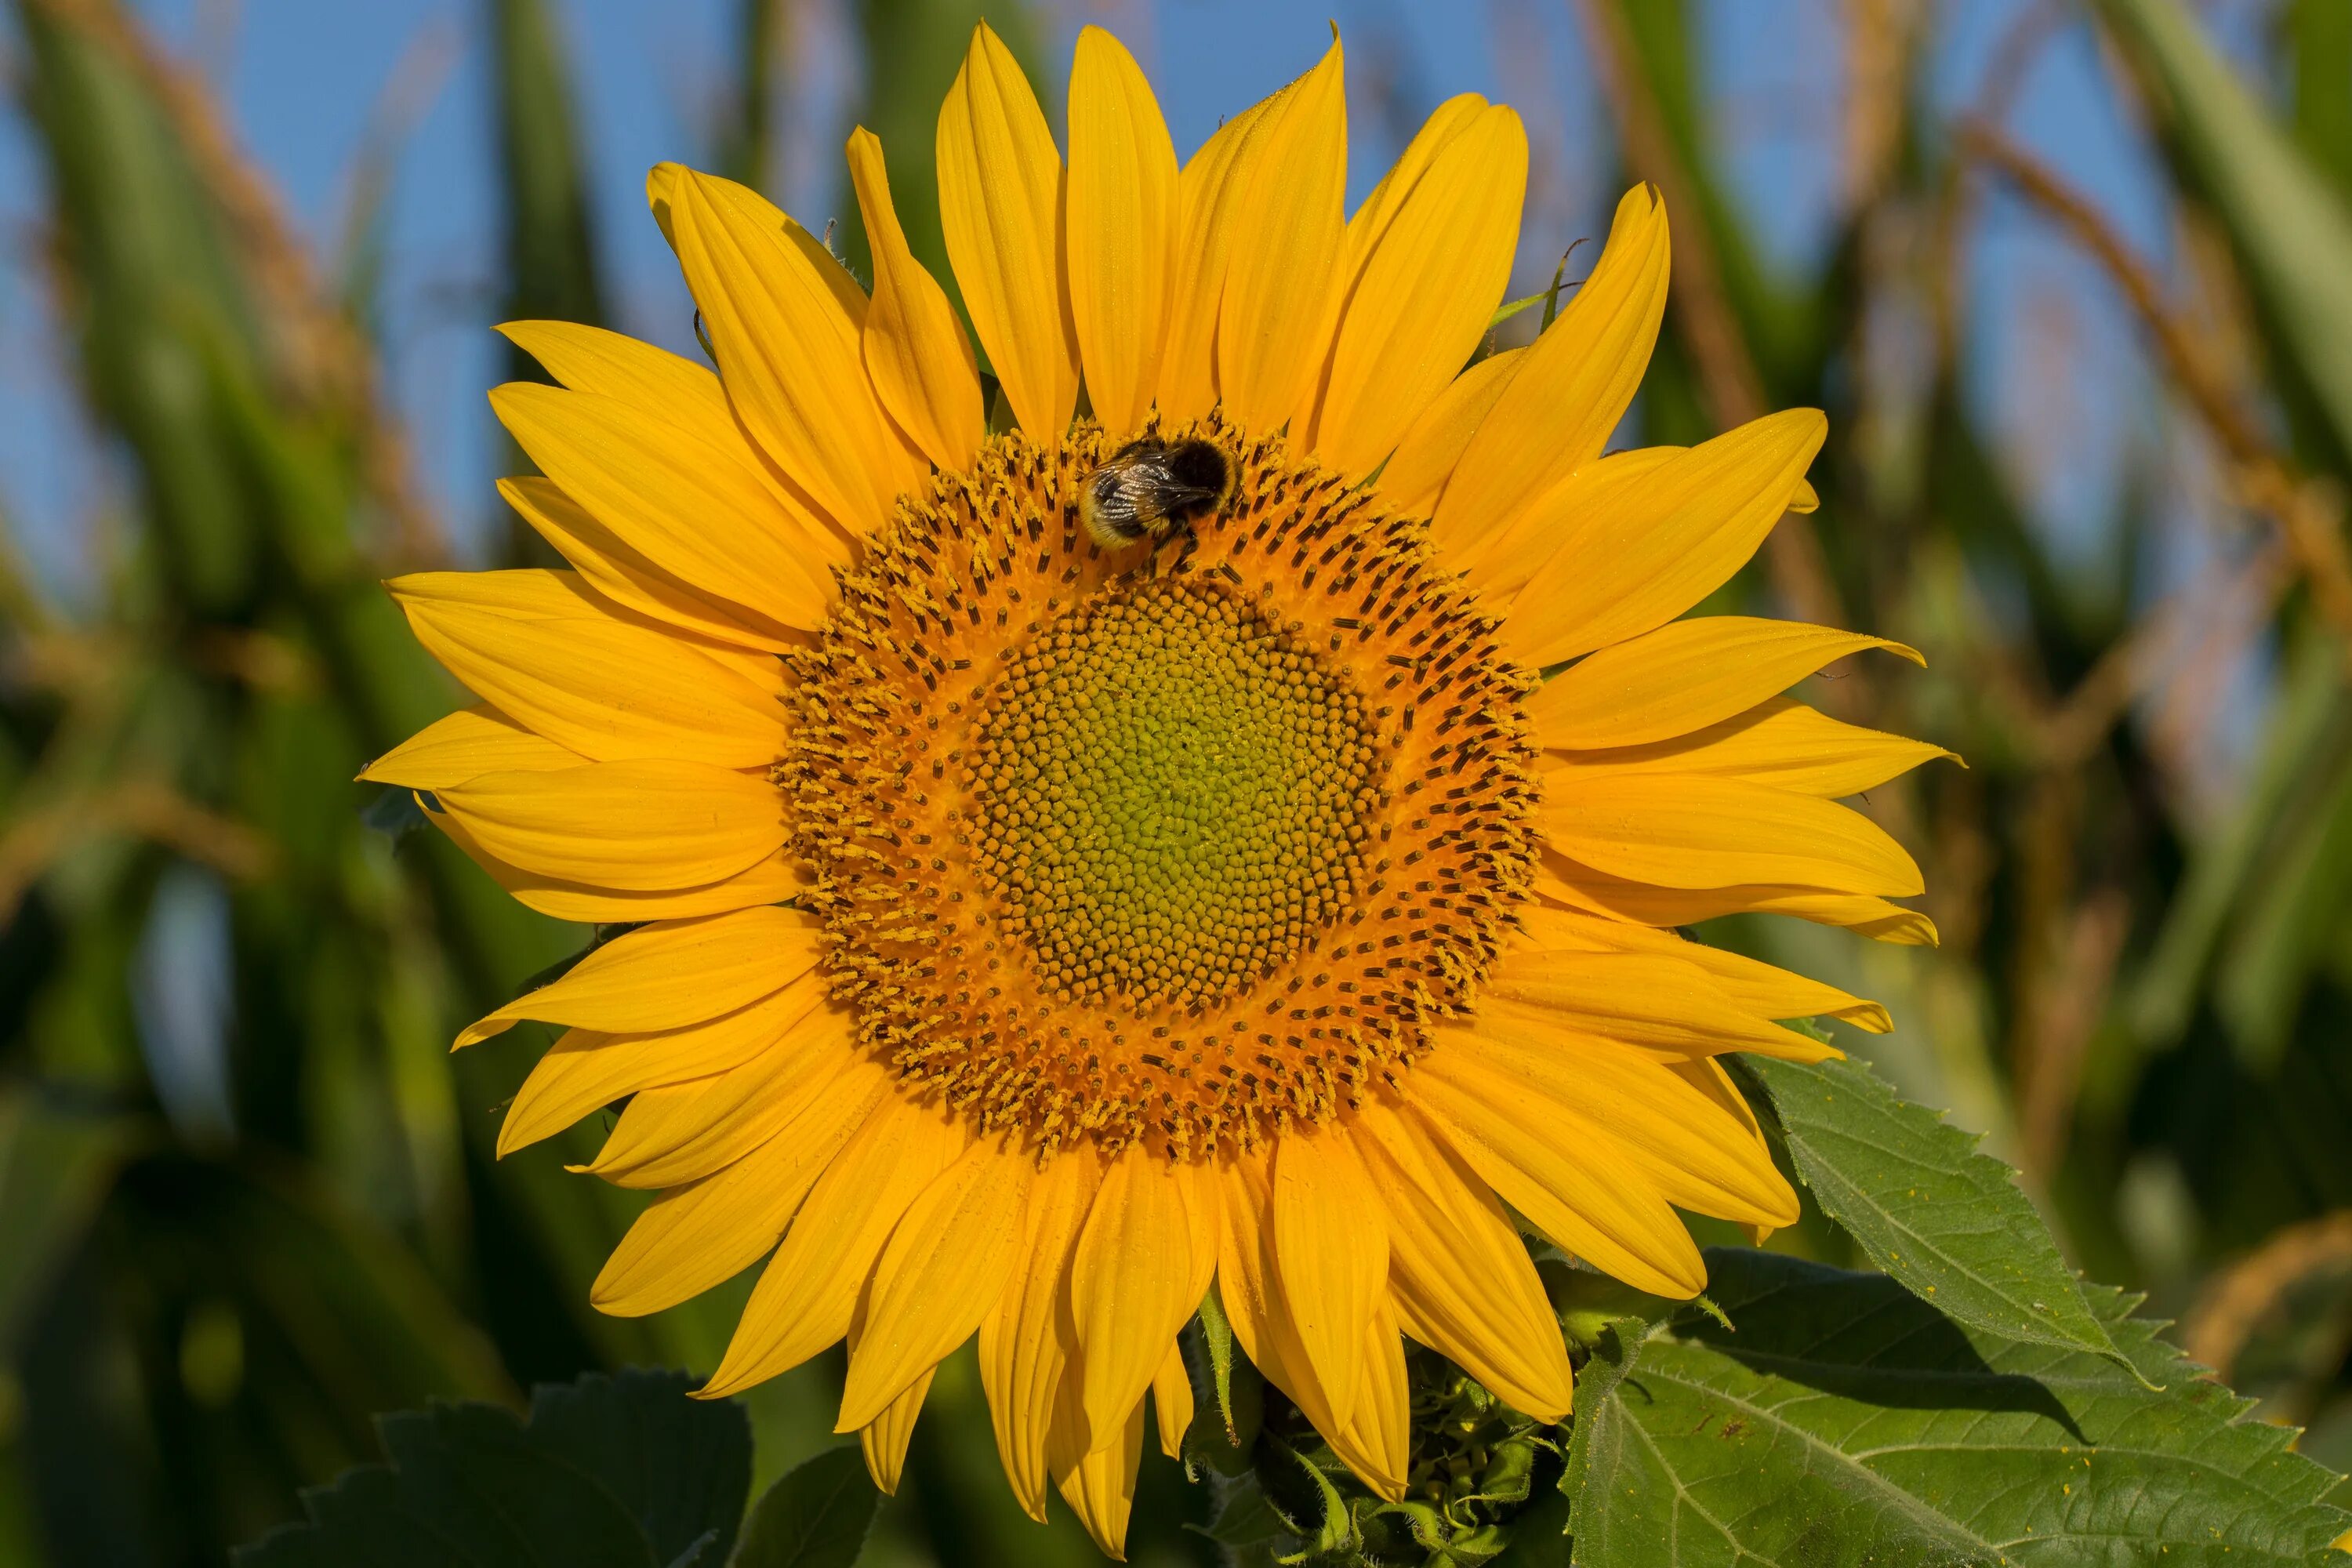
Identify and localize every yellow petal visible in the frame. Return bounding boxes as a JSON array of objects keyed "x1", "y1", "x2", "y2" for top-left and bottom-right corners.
[
  {"x1": 1069, "y1": 1142, "x2": 1198, "y2": 1454},
  {"x1": 1329, "y1": 1300, "x2": 1410, "y2": 1502},
  {"x1": 1542, "y1": 772, "x2": 1925, "y2": 896},
  {"x1": 1053, "y1": 1398, "x2": 1144, "y2": 1560},
  {"x1": 499, "y1": 977, "x2": 828, "y2": 1156},
  {"x1": 1448, "y1": 1025, "x2": 1802, "y2": 1228},
  {"x1": 1378, "y1": 347, "x2": 1524, "y2": 518},
  {"x1": 499, "y1": 477, "x2": 803, "y2": 652},
  {"x1": 489, "y1": 383, "x2": 839, "y2": 629},
  {"x1": 1434, "y1": 184, "x2": 1670, "y2": 553},
  {"x1": 1156, "y1": 98, "x2": 1272, "y2": 424},
  {"x1": 583, "y1": 1007, "x2": 862, "y2": 1189},
  {"x1": 978, "y1": 1149, "x2": 1099, "y2": 1519},
  {"x1": 1479, "y1": 949, "x2": 1835, "y2": 1061},
  {"x1": 845, "y1": 127, "x2": 984, "y2": 472},
  {"x1": 1351, "y1": 1098, "x2": 1572, "y2": 1421},
  {"x1": 861, "y1": 1367, "x2": 933, "y2": 1496},
  {"x1": 935, "y1": 23, "x2": 1078, "y2": 439},
  {"x1": 1671, "y1": 1057, "x2": 1783, "y2": 1245},
  {"x1": 431, "y1": 805, "x2": 804, "y2": 924},
  {"x1": 1309, "y1": 100, "x2": 1526, "y2": 479},
  {"x1": 459, "y1": 904, "x2": 822, "y2": 1048},
  {"x1": 1149, "y1": 1339, "x2": 1192, "y2": 1460},
  {"x1": 839, "y1": 1138, "x2": 1034, "y2": 1430},
  {"x1": 361, "y1": 704, "x2": 579, "y2": 789},
  {"x1": 1505, "y1": 411, "x2": 1829, "y2": 664},
  {"x1": 1065, "y1": 26, "x2": 1178, "y2": 436},
  {"x1": 1214, "y1": 36, "x2": 1347, "y2": 435},
  {"x1": 666, "y1": 165, "x2": 924, "y2": 532},
  {"x1": 1528, "y1": 616, "x2": 1923, "y2": 750},
  {"x1": 497, "y1": 321, "x2": 735, "y2": 431},
  {"x1": 591, "y1": 1061, "x2": 887, "y2": 1316},
  {"x1": 387, "y1": 572, "x2": 787, "y2": 770},
  {"x1": 1412, "y1": 1060, "x2": 1706, "y2": 1299},
  {"x1": 1541, "y1": 694, "x2": 1955, "y2": 799},
  {"x1": 702, "y1": 1088, "x2": 972, "y2": 1397},
  {"x1": 1534, "y1": 854, "x2": 1939, "y2": 946},
  {"x1": 434, "y1": 760, "x2": 782, "y2": 893},
  {"x1": 1212, "y1": 1150, "x2": 1339, "y2": 1434},
  {"x1": 1514, "y1": 904, "x2": 1893, "y2": 1032},
  {"x1": 1457, "y1": 447, "x2": 1677, "y2": 591},
  {"x1": 1269, "y1": 1123, "x2": 1386, "y2": 1430}
]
